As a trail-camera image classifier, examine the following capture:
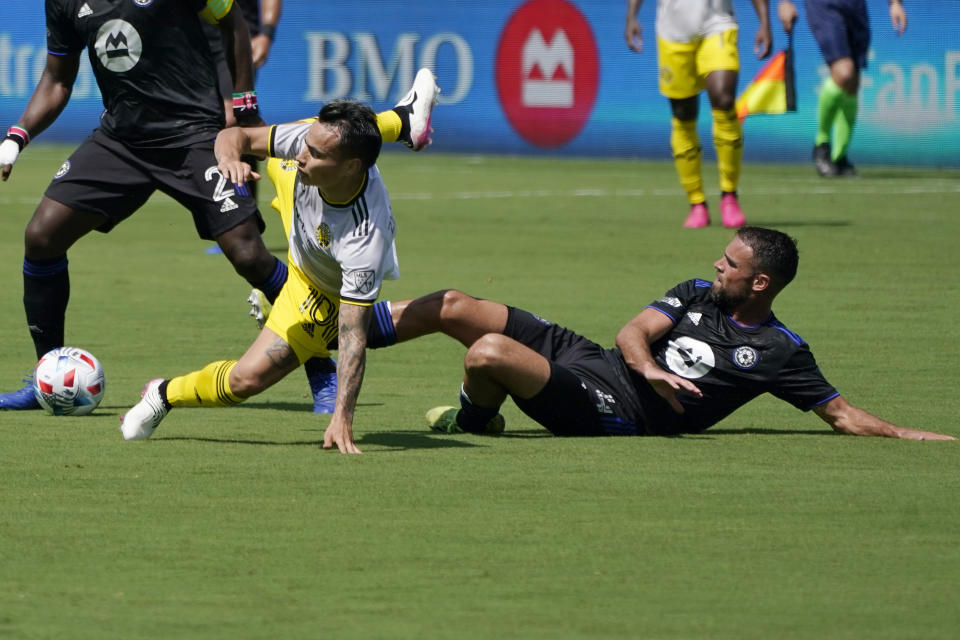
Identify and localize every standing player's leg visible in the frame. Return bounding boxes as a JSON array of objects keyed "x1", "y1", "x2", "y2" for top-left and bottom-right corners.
[
  {"x1": 657, "y1": 37, "x2": 709, "y2": 228},
  {"x1": 1, "y1": 136, "x2": 155, "y2": 410},
  {"x1": 701, "y1": 28, "x2": 745, "y2": 228}
]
